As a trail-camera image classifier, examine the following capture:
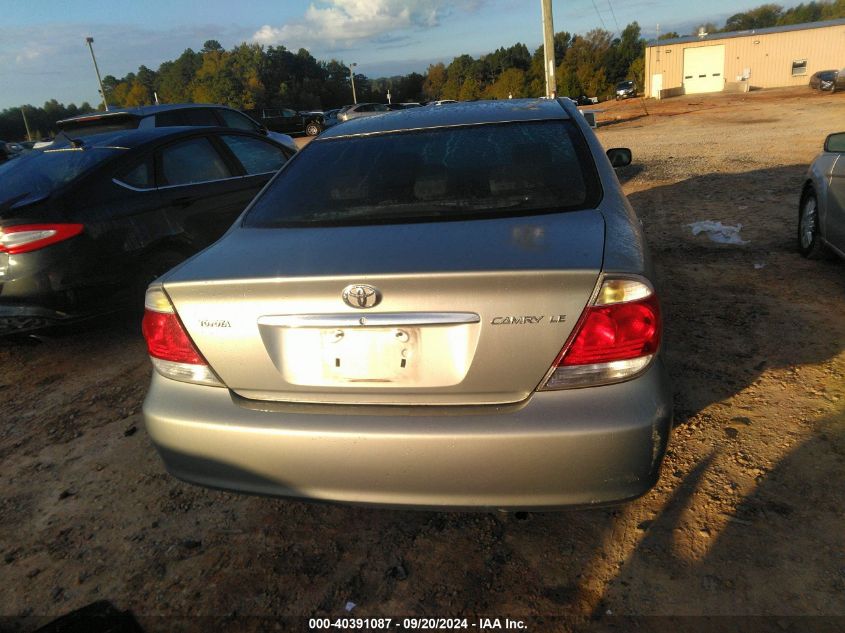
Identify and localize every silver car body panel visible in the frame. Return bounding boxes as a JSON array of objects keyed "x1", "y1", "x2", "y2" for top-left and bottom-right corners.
[
  {"x1": 144, "y1": 359, "x2": 672, "y2": 510},
  {"x1": 806, "y1": 145, "x2": 845, "y2": 257}
]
